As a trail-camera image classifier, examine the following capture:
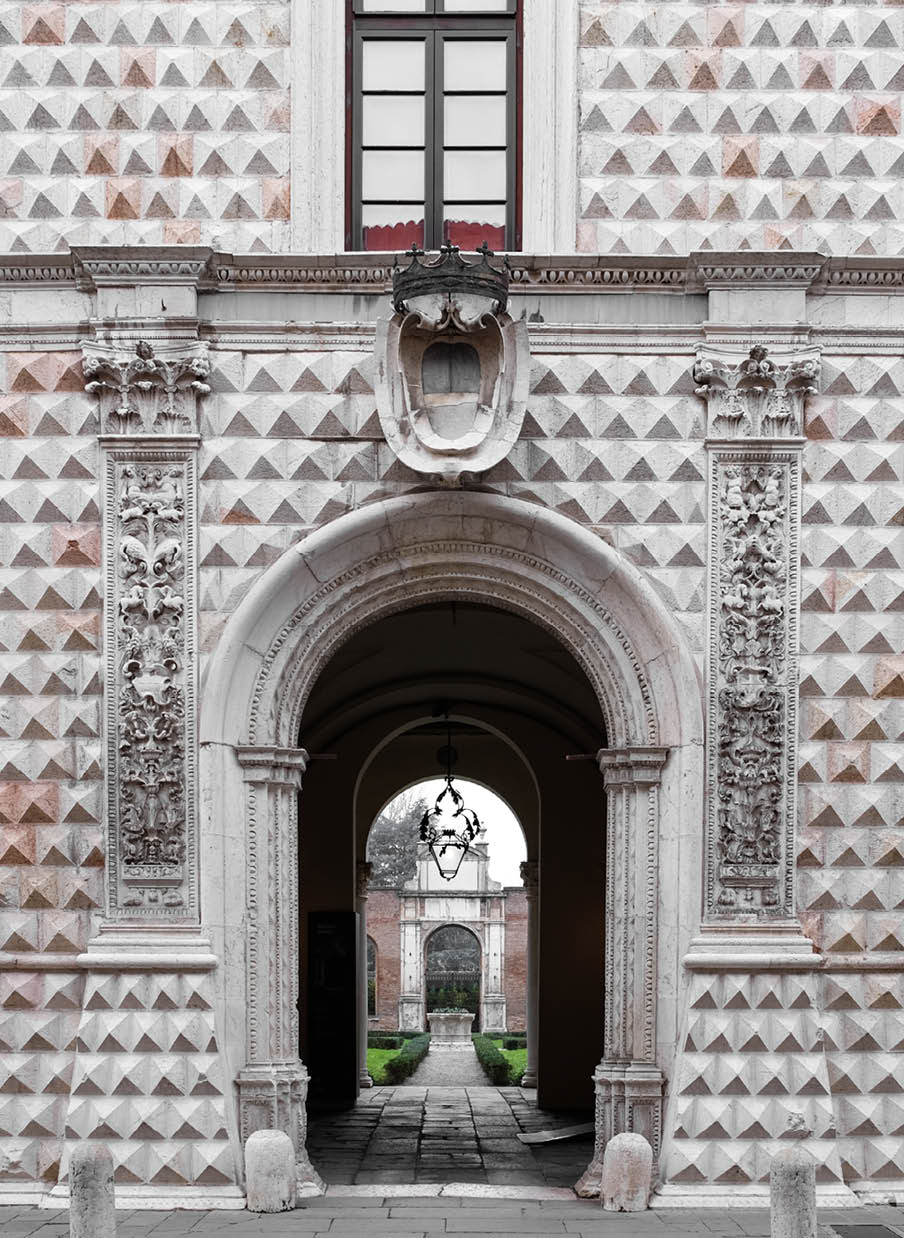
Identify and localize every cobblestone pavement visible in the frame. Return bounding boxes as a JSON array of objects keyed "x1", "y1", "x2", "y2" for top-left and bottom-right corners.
[
  {"x1": 2, "y1": 1197, "x2": 903, "y2": 1238},
  {"x1": 306, "y1": 1086, "x2": 593, "y2": 1186}
]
